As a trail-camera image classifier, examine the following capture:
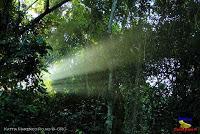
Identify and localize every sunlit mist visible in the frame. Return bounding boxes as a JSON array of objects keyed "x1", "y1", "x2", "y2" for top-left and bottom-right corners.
[{"x1": 46, "y1": 40, "x2": 138, "y2": 82}]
